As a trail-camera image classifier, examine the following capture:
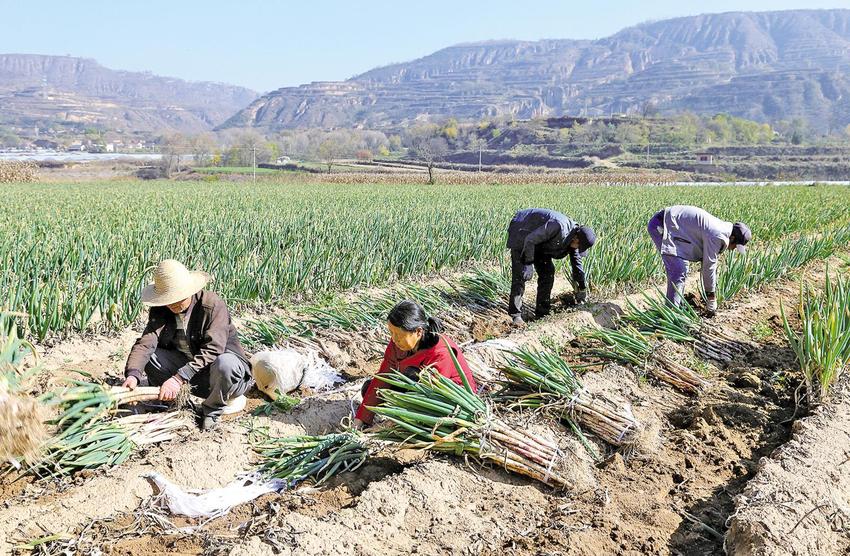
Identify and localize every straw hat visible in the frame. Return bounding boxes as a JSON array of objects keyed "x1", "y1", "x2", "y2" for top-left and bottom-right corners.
[{"x1": 140, "y1": 259, "x2": 210, "y2": 307}]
